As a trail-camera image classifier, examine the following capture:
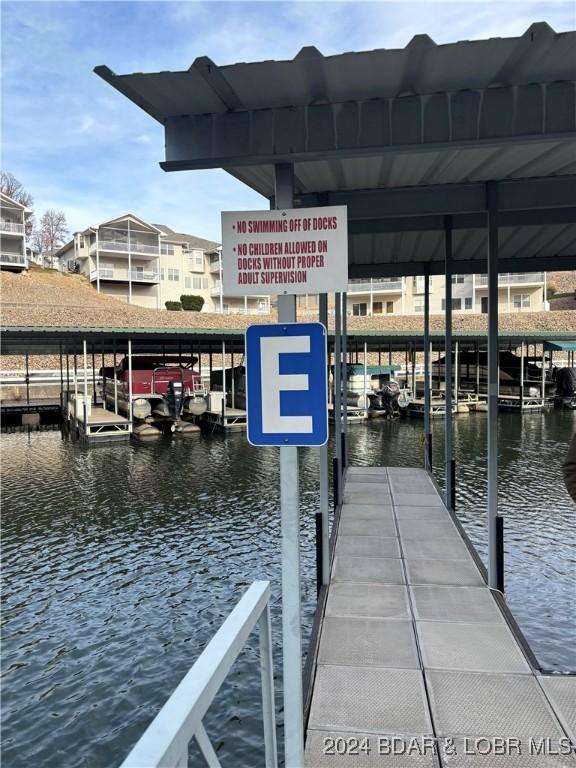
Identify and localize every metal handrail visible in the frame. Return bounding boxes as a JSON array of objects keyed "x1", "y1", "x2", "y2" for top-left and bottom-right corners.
[
  {"x1": 475, "y1": 272, "x2": 544, "y2": 286},
  {"x1": 90, "y1": 240, "x2": 160, "y2": 255},
  {"x1": 0, "y1": 253, "x2": 27, "y2": 264},
  {"x1": 119, "y1": 581, "x2": 278, "y2": 768}
]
